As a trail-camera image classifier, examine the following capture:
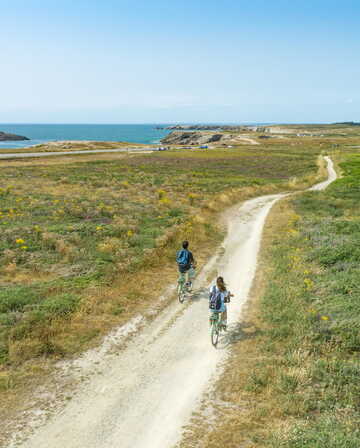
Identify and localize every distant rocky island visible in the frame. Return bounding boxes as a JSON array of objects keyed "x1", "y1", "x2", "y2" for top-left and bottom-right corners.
[
  {"x1": 156, "y1": 124, "x2": 245, "y2": 131},
  {"x1": 333, "y1": 121, "x2": 360, "y2": 126},
  {"x1": 0, "y1": 131, "x2": 30, "y2": 141}
]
